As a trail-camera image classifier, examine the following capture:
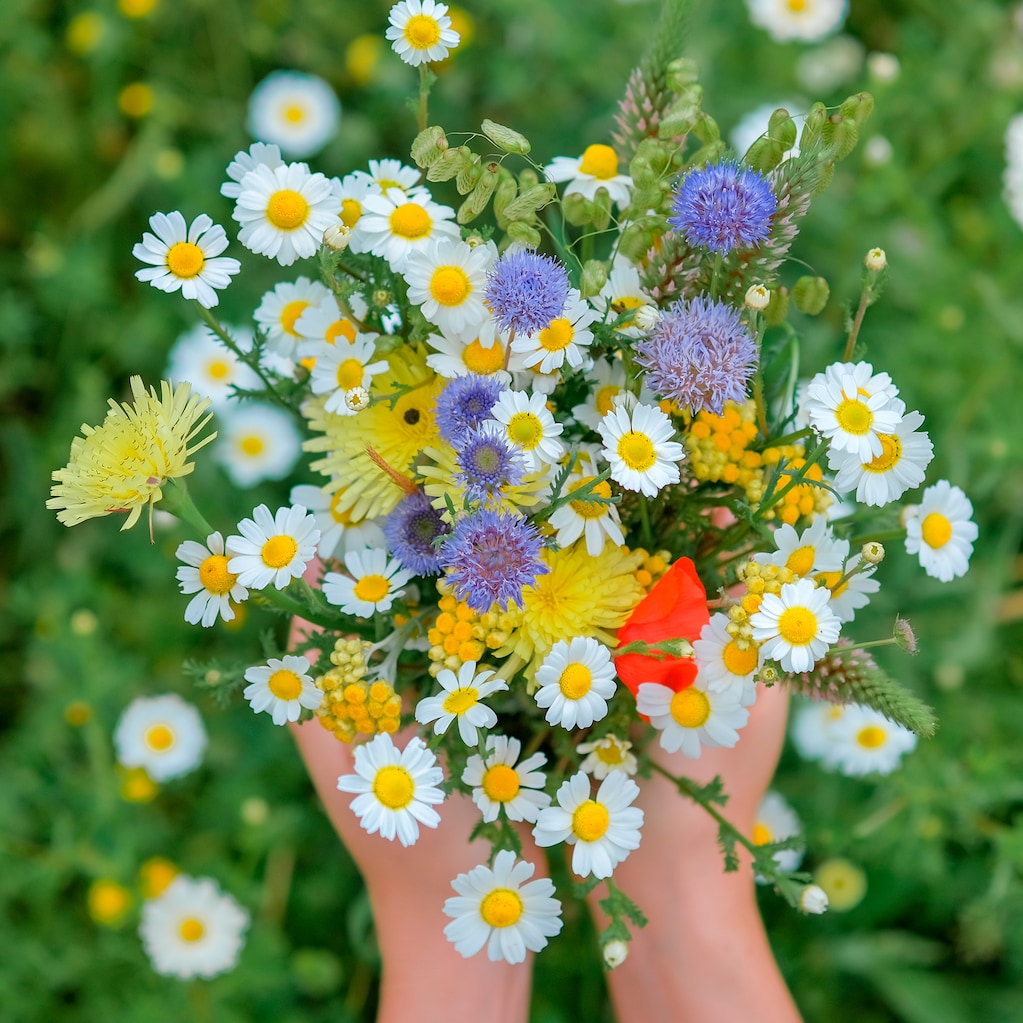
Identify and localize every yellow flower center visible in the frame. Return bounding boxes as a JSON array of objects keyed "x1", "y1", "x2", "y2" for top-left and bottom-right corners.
[
  {"x1": 341, "y1": 198, "x2": 363, "y2": 228},
  {"x1": 178, "y1": 917, "x2": 205, "y2": 942},
  {"x1": 165, "y1": 241, "x2": 205, "y2": 279},
  {"x1": 89, "y1": 880, "x2": 131, "y2": 924},
  {"x1": 578, "y1": 143, "x2": 620, "y2": 180},
  {"x1": 669, "y1": 687, "x2": 711, "y2": 728},
  {"x1": 752, "y1": 823, "x2": 773, "y2": 846},
  {"x1": 856, "y1": 725, "x2": 887, "y2": 749},
  {"x1": 595, "y1": 742, "x2": 624, "y2": 765},
  {"x1": 834, "y1": 397, "x2": 873, "y2": 436},
  {"x1": 568, "y1": 476, "x2": 613, "y2": 519},
  {"x1": 144, "y1": 724, "x2": 175, "y2": 751},
  {"x1": 239, "y1": 434, "x2": 265, "y2": 456},
  {"x1": 199, "y1": 554, "x2": 237, "y2": 595},
  {"x1": 326, "y1": 319, "x2": 357, "y2": 345},
  {"x1": 482, "y1": 764, "x2": 521, "y2": 803},
  {"x1": 404, "y1": 13, "x2": 441, "y2": 49},
  {"x1": 816, "y1": 570, "x2": 848, "y2": 598},
  {"x1": 282, "y1": 103, "x2": 306, "y2": 124},
  {"x1": 372, "y1": 764, "x2": 415, "y2": 809},
  {"x1": 777, "y1": 606, "x2": 818, "y2": 646},
  {"x1": 353, "y1": 574, "x2": 391, "y2": 603},
  {"x1": 430, "y1": 266, "x2": 471, "y2": 306},
  {"x1": 389, "y1": 203, "x2": 432, "y2": 239},
  {"x1": 572, "y1": 799, "x2": 610, "y2": 842},
  {"x1": 280, "y1": 299, "x2": 309, "y2": 335},
  {"x1": 479, "y1": 888, "x2": 524, "y2": 928},
  {"x1": 786, "y1": 0, "x2": 808, "y2": 11},
  {"x1": 268, "y1": 668, "x2": 303, "y2": 700},
  {"x1": 863, "y1": 432, "x2": 902, "y2": 473},
  {"x1": 617, "y1": 431, "x2": 656, "y2": 471},
  {"x1": 785, "y1": 544, "x2": 816, "y2": 577},
  {"x1": 721, "y1": 640, "x2": 758, "y2": 676},
  {"x1": 261, "y1": 534, "x2": 298, "y2": 569},
  {"x1": 442, "y1": 687, "x2": 479, "y2": 715},
  {"x1": 537, "y1": 318, "x2": 574, "y2": 352},
  {"x1": 595, "y1": 384, "x2": 620, "y2": 417},
  {"x1": 206, "y1": 358, "x2": 231, "y2": 381},
  {"x1": 921, "y1": 512, "x2": 952, "y2": 549},
  {"x1": 462, "y1": 338, "x2": 505, "y2": 374},
  {"x1": 329, "y1": 490, "x2": 354, "y2": 524},
  {"x1": 506, "y1": 411, "x2": 544, "y2": 449},
  {"x1": 265, "y1": 189, "x2": 311, "y2": 231},
  {"x1": 558, "y1": 663, "x2": 593, "y2": 699},
  {"x1": 336, "y1": 358, "x2": 366, "y2": 390}
]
